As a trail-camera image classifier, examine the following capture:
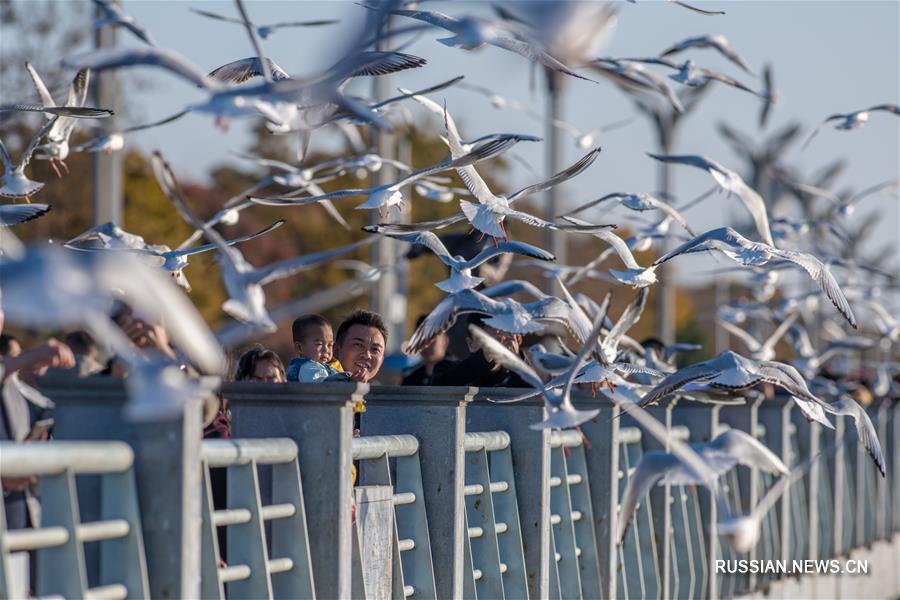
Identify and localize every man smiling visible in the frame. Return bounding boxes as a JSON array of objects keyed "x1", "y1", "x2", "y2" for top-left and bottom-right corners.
[{"x1": 332, "y1": 309, "x2": 387, "y2": 384}]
